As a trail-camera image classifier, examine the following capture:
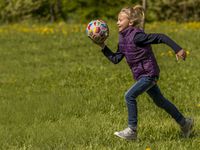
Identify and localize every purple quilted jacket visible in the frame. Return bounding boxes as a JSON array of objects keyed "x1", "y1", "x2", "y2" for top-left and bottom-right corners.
[{"x1": 118, "y1": 26, "x2": 160, "y2": 80}]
